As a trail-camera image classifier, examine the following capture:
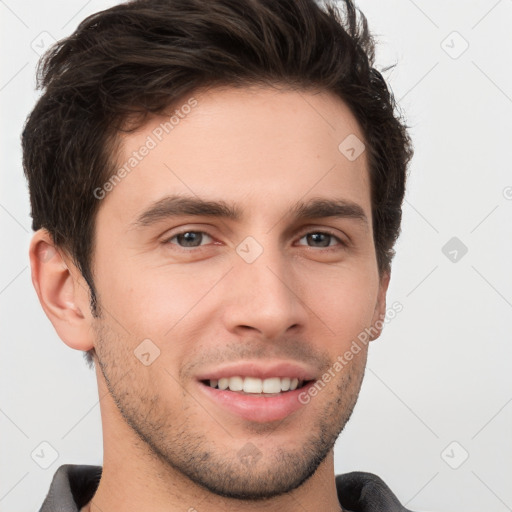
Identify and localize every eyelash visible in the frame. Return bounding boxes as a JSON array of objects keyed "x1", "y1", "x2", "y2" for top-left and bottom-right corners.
[{"x1": 163, "y1": 229, "x2": 347, "y2": 251}]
